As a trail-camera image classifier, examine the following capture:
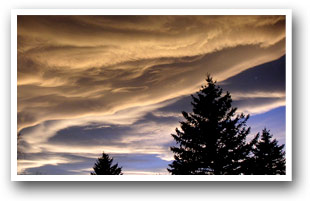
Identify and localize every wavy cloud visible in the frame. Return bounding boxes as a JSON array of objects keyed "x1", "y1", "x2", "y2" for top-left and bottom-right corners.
[{"x1": 17, "y1": 15, "x2": 286, "y2": 174}]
